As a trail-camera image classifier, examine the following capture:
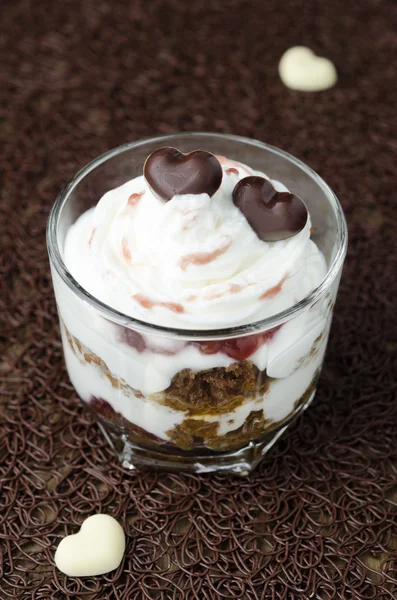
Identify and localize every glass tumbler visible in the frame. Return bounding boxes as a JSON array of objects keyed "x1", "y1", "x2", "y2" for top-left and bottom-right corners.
[{"x1": 47, "y1": 133, "x2": 347, "y2": 475}]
